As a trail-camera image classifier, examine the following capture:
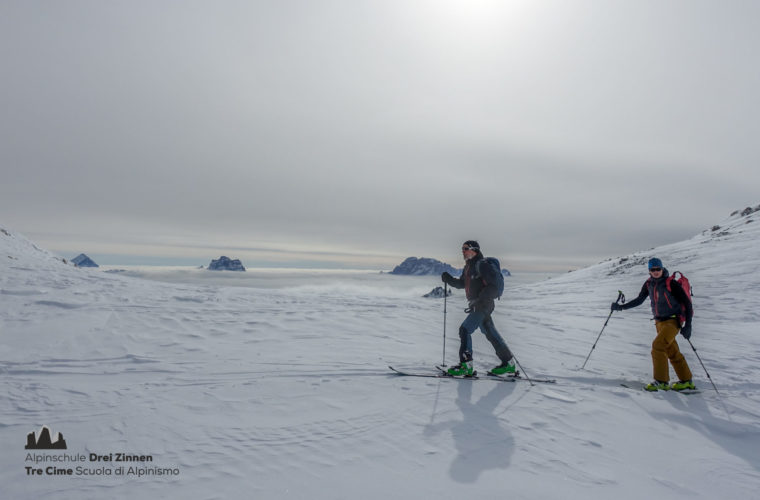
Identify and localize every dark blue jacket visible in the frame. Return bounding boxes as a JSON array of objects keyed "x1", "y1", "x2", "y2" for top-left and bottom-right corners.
[{"x1": 442, "y1": 253, "x2": 500, "y2": 314}]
